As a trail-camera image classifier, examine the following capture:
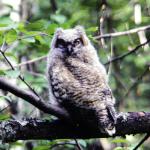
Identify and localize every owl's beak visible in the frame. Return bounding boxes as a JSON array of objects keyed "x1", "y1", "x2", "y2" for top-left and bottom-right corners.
[{"x1": 67, "y1": 44, "x2": 73, "y2": 53}]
